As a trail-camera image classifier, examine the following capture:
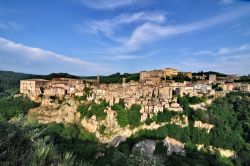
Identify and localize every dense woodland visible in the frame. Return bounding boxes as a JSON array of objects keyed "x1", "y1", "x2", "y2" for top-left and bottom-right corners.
[{"x1": 1, "y1": 71, "x2": 250, "y2": 165}]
